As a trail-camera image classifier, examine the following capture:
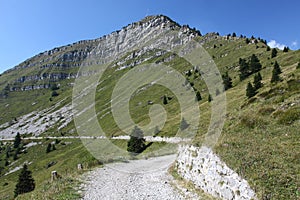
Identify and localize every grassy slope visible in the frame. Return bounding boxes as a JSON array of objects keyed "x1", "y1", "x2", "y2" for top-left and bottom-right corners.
[{"x1": 0, "y1": 35, "x2": 299, "y2": 199}]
